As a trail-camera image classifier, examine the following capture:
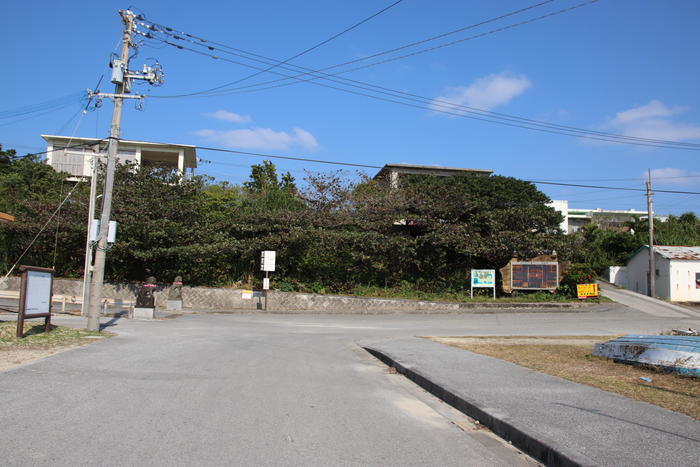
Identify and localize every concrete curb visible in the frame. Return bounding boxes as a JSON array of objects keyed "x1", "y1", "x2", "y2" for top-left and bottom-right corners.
[{"x1": 364, "y1": 346, "x2": 591, "y2": 467}]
